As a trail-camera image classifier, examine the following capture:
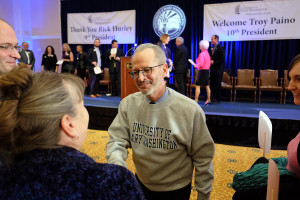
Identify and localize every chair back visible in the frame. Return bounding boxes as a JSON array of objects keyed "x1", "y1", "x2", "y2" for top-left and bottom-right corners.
[
  {"x1": 260, "y1": 70, "x2": 278, "y2": 86},
  {"x1": 283, "y1": 70, "x2": 290, "y2": 88},
  {"x1": 102, "y1": 68, "x2": 110, "y2": 81},
  {"x1": 222, "y1": 71, "x2": 231, "y2": 85},
  {"x1": 237, "y1": 69, "x2": 254, "y2": 85}
]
